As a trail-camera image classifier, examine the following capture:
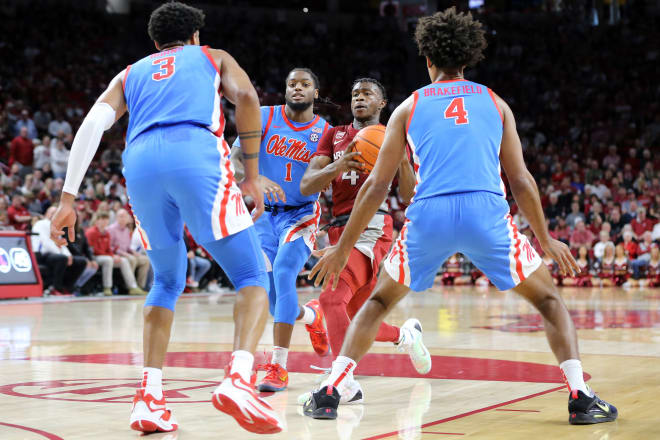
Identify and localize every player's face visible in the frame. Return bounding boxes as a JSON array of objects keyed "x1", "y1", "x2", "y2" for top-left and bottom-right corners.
[
  {"x1": 351, "y1": 82, "x2": 385, "y2": 122},
  {"x1": 285, "y1": 71, "x2": 318, "y2": 112}
]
